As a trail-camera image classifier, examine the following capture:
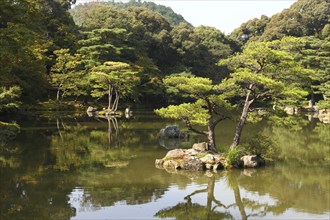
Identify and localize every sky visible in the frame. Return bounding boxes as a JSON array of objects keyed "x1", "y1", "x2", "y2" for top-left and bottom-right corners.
[{"x1": 74, "y1": 0, "x2": 297, "y2": 34}]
